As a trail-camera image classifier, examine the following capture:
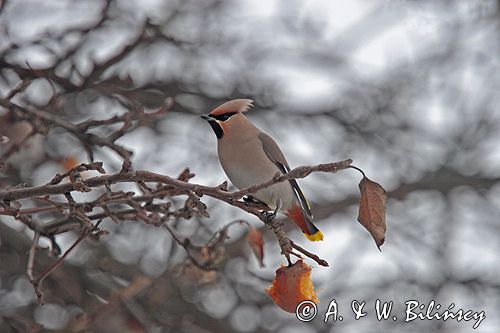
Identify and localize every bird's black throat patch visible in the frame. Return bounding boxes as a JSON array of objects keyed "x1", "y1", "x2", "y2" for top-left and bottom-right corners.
[{"x1": 208, "y1": 121, "x2": 224, "y2": 139}]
